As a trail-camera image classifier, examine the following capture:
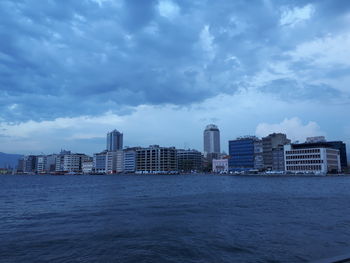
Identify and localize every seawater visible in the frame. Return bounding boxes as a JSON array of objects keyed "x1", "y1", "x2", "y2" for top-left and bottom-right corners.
[{"x1": 1, "y1": 174, "x2": 350, "y2": 263}]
